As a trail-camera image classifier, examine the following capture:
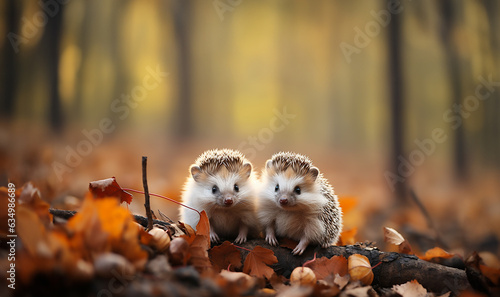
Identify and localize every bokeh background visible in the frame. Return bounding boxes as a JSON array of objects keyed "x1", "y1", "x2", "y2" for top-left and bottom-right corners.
[{"x1": 1, "y1": 0, "x2": 499, "y2": 255}]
